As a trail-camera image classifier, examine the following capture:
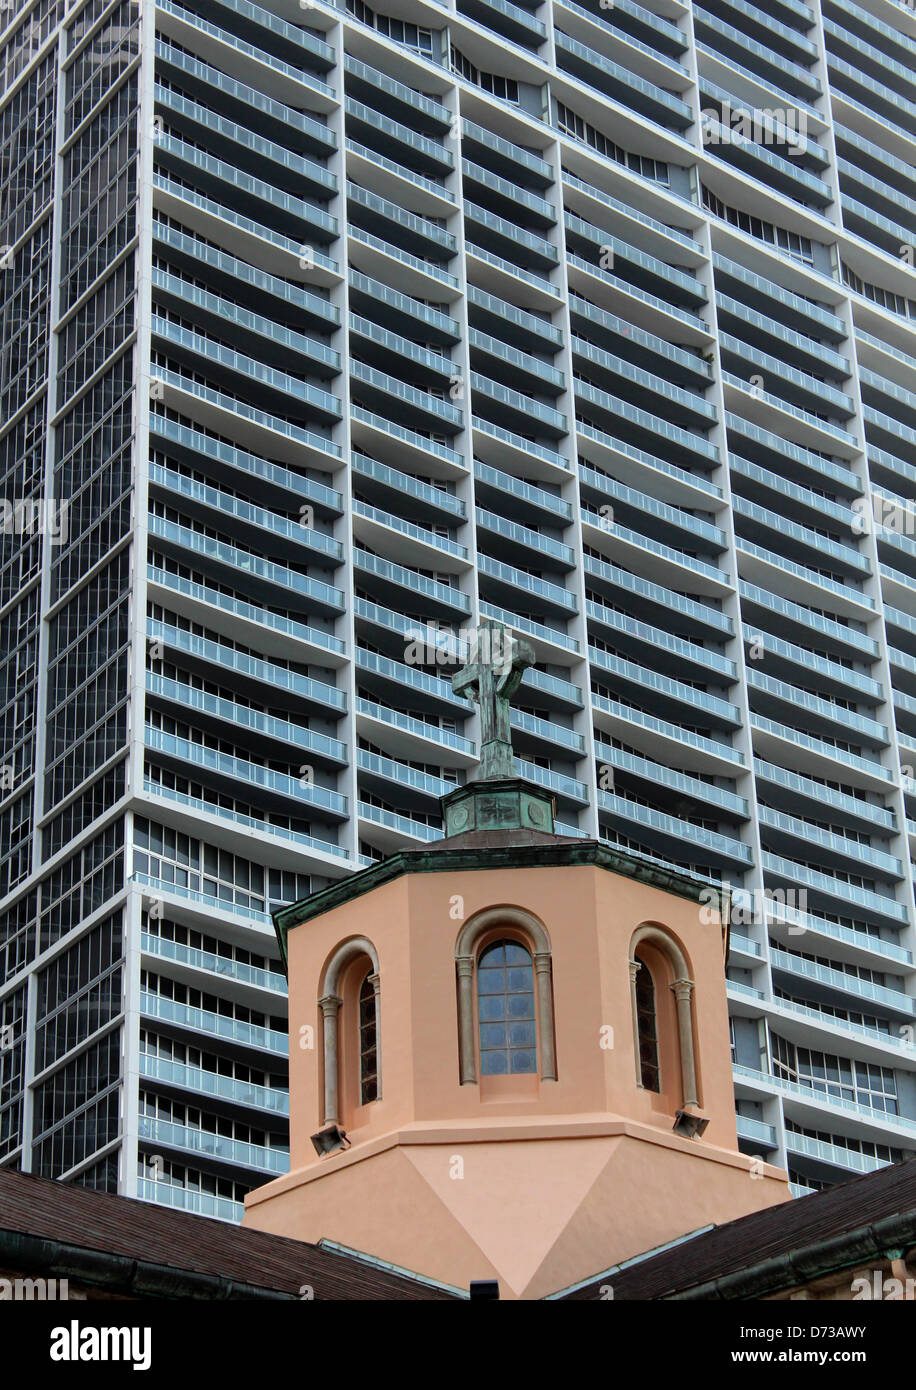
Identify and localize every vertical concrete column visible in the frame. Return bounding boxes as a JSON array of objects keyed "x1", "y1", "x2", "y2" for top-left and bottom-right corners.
[
  {"x1": 628, "y1": 959, "x2": 643, "y2": 1089},
  {"x1": 318, "y1": 995, "x2": 342, "y2": 1125},
  {"x1": 534, "y1": 952, "x2": 557, "y2": 1081},
  {"x1": 456, "y1": 957, "x2": 476, "y2": 1084},
  {"x1": 671, "y1": 979, "x2": 699, "y2": 1109}
]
